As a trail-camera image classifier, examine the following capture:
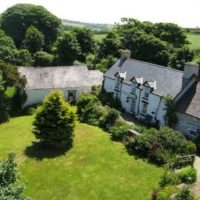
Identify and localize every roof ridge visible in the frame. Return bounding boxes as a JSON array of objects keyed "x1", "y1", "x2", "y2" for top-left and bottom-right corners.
[{"x1": 127, "y1": 58, "x2": 183, "y2": 74}]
